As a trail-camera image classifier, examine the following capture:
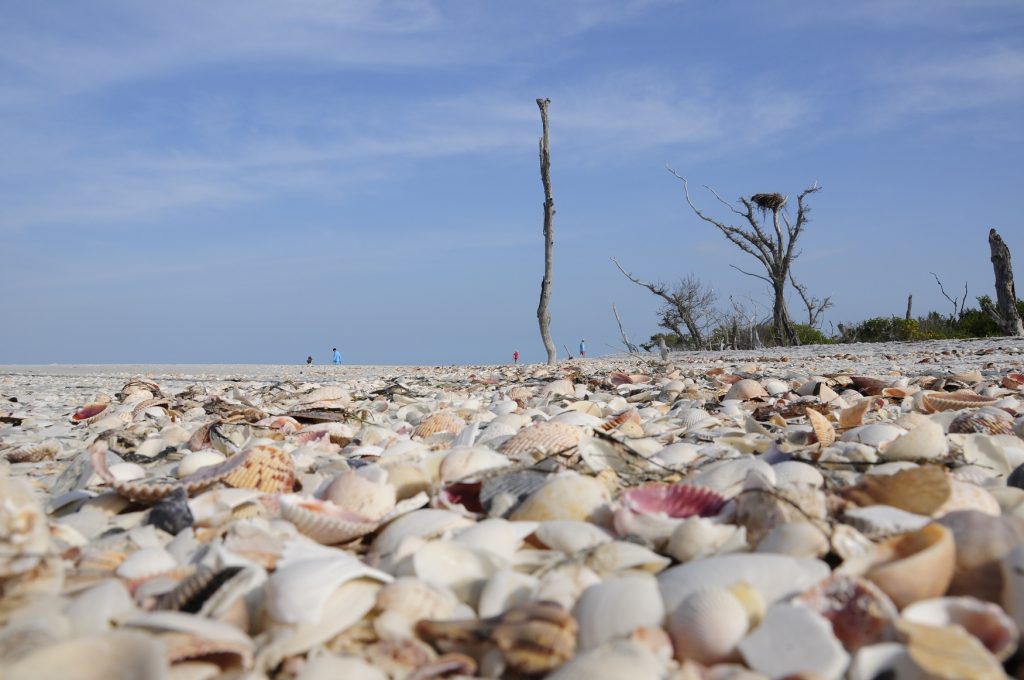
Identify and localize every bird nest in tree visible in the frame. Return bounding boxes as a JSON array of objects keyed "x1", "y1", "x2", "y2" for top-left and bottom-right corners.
[{"x1": 751, "y1": 193, "x2": 787, "y2": 212}]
